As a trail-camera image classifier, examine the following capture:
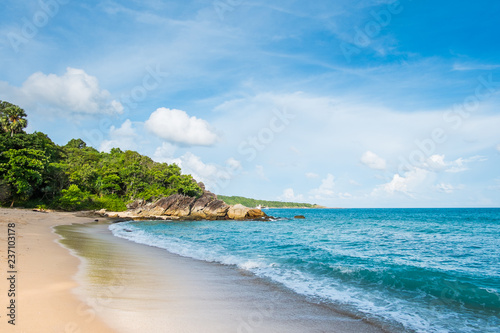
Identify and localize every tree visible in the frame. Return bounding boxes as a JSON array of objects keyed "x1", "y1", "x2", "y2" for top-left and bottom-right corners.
[
  {"x1": 65, "y1": 138, "x2": 87, "y2": 149},
  {"x1": 58, "y1": 184, "x2": 89, "y2": 211},
  {"x1": 0, "y1": 148, "x2": 49, "y2": 206},
  {"x1": 1, "y1": 104, "x2": 28, "y2": 137}
]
